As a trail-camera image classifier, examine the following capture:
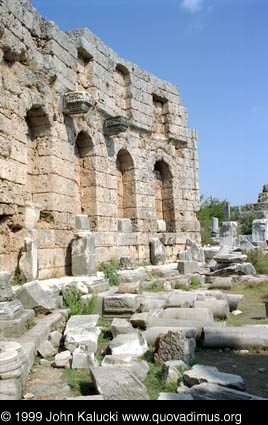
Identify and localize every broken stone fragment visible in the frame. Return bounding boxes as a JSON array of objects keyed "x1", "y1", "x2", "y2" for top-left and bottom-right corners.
[
  {"x1": 16, "y1": 280, "x2": 56, "y2": 312},
  {"x1": 54, "y1": 351, "x2": 72, "y2": 369},
  {"x1": 19, "y1": 238, "x2": 38, "y2": 282},
  {"x1": 118, "y1": 281, "x2": 142, "y2": 295},
  {"x1": 154, "y1": 329, "x2": 196, "y2": 364},
  {"x1": 102, "y1": 355, "x2": 149, "y2": 381},
  {"x1": 150, "y1": 238, "x2": 166, "y2": 265},
  {"x1": 90, "y1": 366, "x2": 150, "y2": 400},
  {"x1": 0, "y1": 272, "x2": 14, "y2": 302},
  {"x1": 109, "y1": 333, "x2": 148, "y2": 357}
]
